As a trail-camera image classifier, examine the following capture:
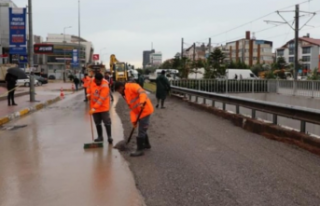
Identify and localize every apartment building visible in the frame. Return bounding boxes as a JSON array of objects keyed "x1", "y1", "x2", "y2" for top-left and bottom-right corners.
[
  {"x1": 226, "y1": 31, "x2": 273, "y2": 66},
  {"x1": 276, "y1": 34, "x2": 320, "y2": 71},
  {"x1": 184, "y1": 44, "x2": 207, "y2": 60}
]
